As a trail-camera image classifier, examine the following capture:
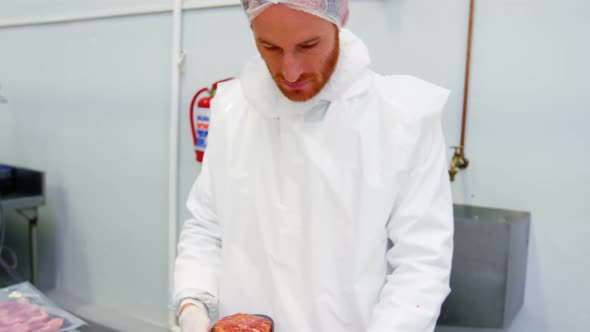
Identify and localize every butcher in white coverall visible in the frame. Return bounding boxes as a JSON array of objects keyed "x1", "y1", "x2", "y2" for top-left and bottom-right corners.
[{"x1": 173, "y1": 1, "x2": 454, "y2": 331}]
